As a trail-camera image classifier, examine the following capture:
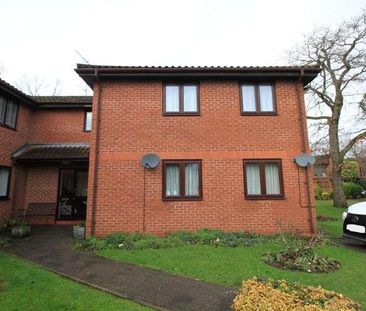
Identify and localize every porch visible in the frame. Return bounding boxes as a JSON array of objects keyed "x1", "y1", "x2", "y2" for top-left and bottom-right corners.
[{"x1": 11, "y1": 143, "x2": 89, "y2": 224}]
